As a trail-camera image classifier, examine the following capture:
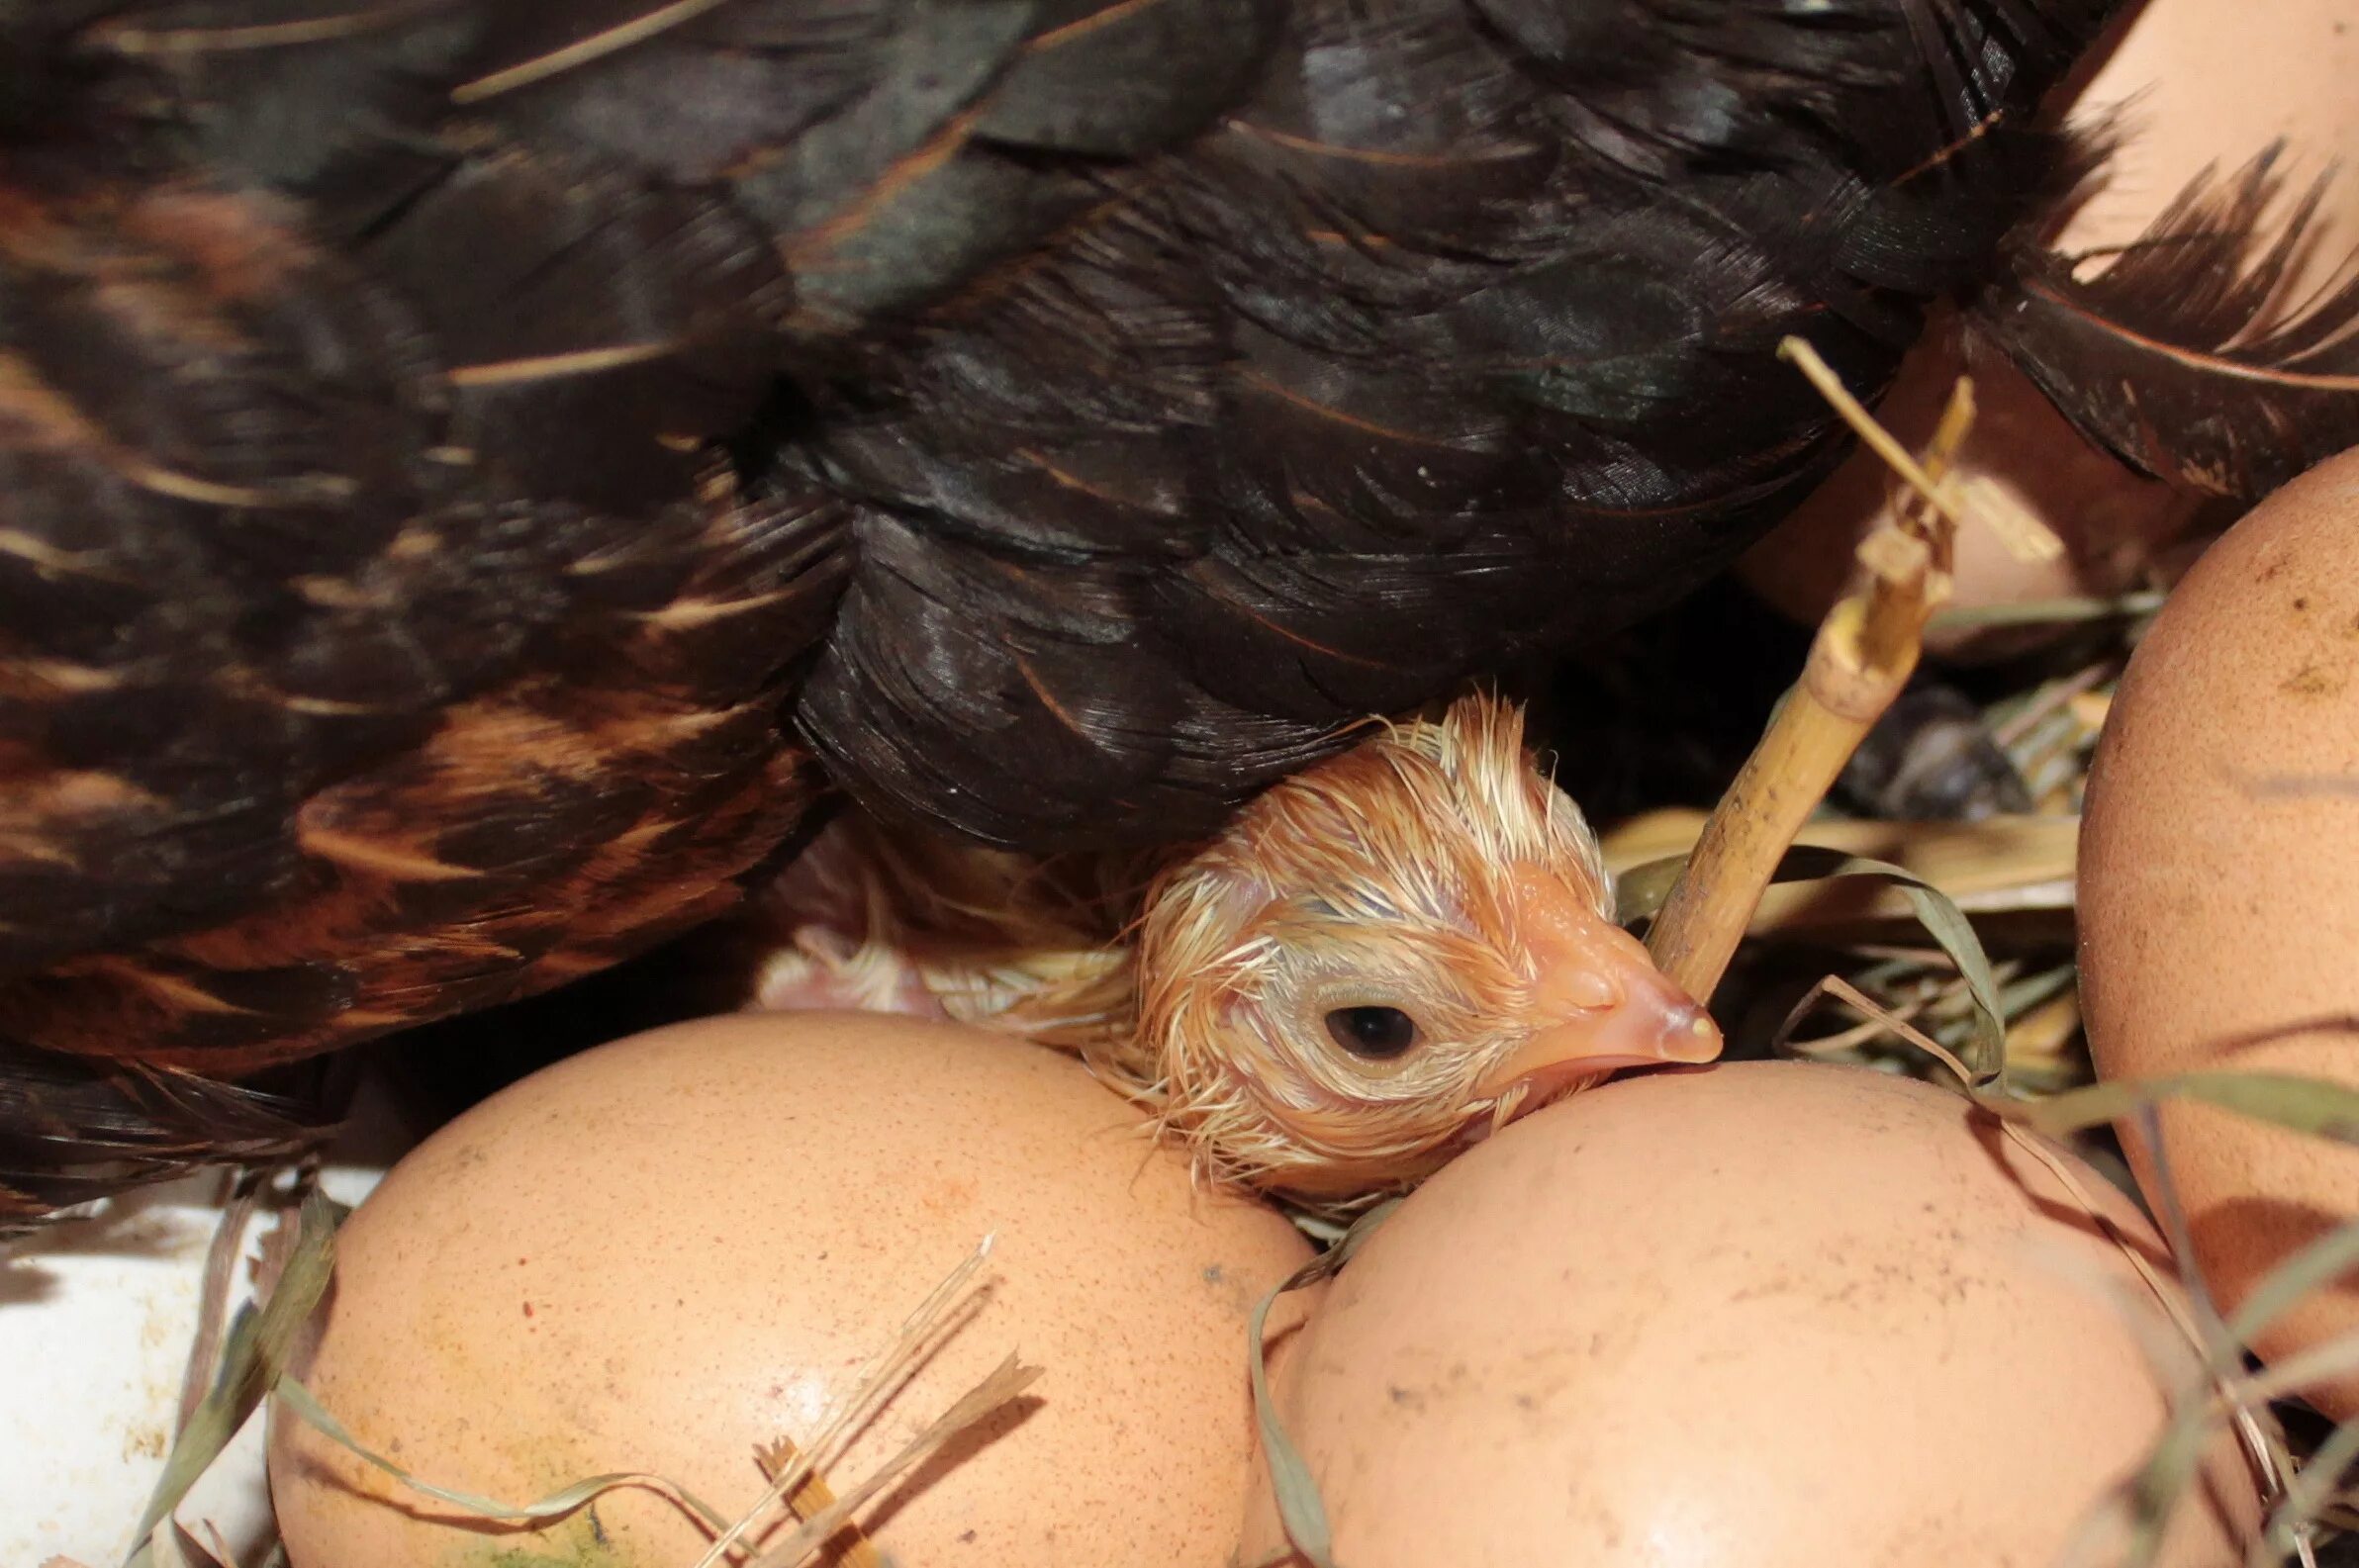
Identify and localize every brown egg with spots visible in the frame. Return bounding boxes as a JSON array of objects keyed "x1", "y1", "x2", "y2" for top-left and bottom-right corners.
[
  {"x1": 1742, "y1": 0, "x2": 2359, "y2": 661},
  {"x1": 268, "y1": 1012, "x2": 1315, "y2": 1567},
  {"x1": 2080, "y1": 446, "x2": 2359, "y2": 1417},
  {"x1": 1241, "y1": 1062, "x2": 2259, "y2": 1567}
]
